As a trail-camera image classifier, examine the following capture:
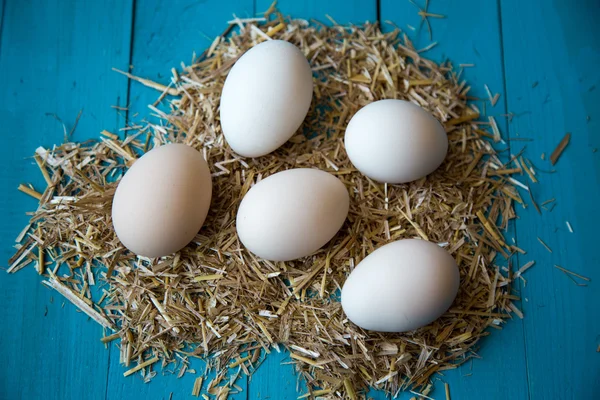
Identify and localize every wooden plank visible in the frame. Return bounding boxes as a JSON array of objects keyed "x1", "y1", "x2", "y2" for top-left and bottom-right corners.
[
  {"x1": 256, "y1": 0, "x2": 376, "y2": 24},
  {"x1": 103, "y1": 1, "x2": 252, "y2": 399},
  {"x1": 0, "y1": 0, "x2": 5, "y2": 45},
  {"x1": 0, "y1": 0, "x2": 133, "y2": 399},
  {"x1": 377, "y1": 1, "x2": 530, "y2": 399},
  {"x1": 123, "y1": 0, "x2": 254, "y2": 122},
  {"x1": 500, "y1": 1, "x2": 600, "y2": 399},
  {"x1": 248, "y1": 3, "x2": 379, "y2": 399},
  {"x1": 247, "y1": 348, "x2": 301, "y2": 398}
]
